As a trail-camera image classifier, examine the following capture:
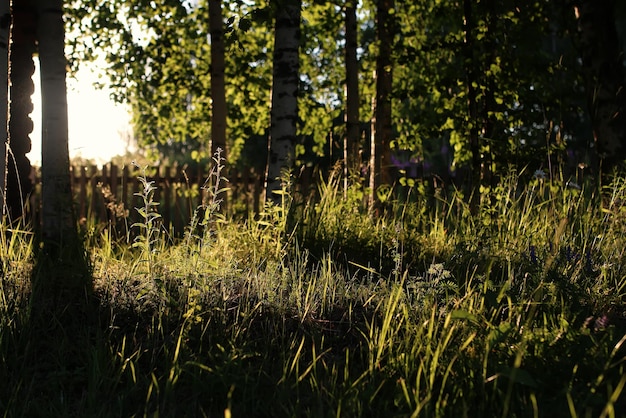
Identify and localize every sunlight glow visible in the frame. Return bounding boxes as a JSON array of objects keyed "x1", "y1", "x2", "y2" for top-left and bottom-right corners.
[{"x1": 26, "y1": 59, "x2": 133, "y2": 167}]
